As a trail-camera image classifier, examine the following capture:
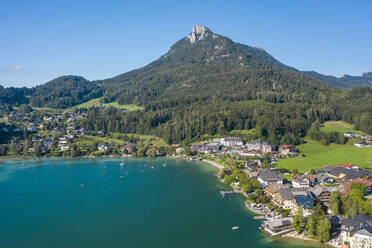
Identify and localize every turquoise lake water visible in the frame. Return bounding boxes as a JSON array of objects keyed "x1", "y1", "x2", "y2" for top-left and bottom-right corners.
[{"x1": 0, "y1": 158, "x2": 318, "y2": 248}]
